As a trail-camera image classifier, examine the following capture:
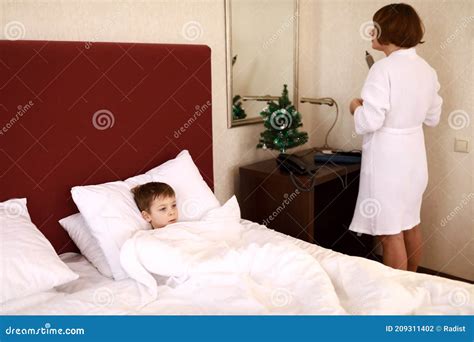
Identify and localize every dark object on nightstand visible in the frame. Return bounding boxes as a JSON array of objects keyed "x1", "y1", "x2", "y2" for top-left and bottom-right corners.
[
  {"x1": 277, "y1": 153, "x2": 320, "y2": 175},
  {"x1": 314, "y1": 150, "x2": 362, "y2": 164},
  {"x1": 239, "y1": 148, "x2": 376, "y2": 260}
]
